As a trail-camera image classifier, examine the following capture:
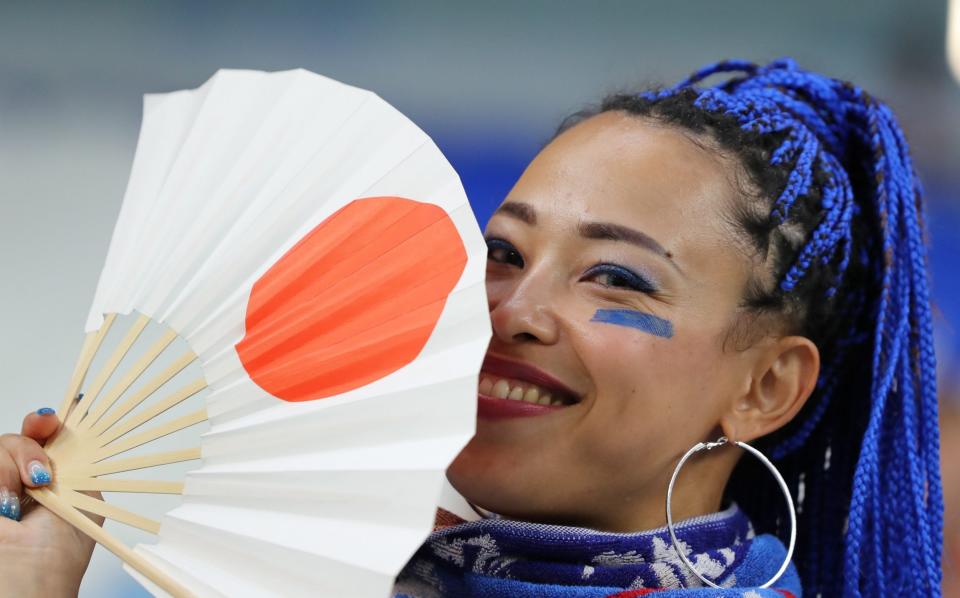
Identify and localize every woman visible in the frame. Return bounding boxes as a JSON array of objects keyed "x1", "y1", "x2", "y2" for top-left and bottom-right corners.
[{"x1": 0, "y1": 59, "x2": 943, "y2": 597}]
